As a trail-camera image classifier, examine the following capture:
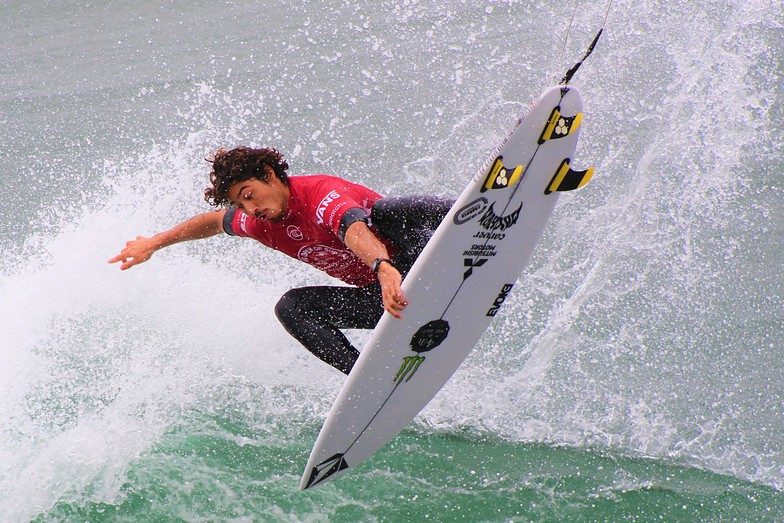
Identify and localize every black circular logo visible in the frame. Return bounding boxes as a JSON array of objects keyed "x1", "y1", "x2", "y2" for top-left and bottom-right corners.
[{"x1": 410, "y1": 319, "x2": 450, "y2": 353}]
